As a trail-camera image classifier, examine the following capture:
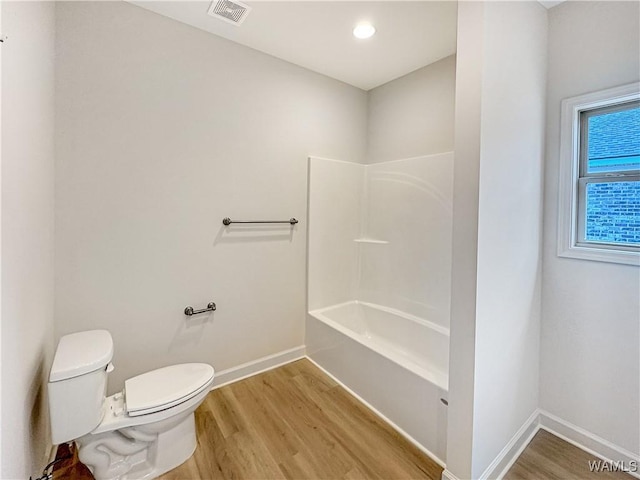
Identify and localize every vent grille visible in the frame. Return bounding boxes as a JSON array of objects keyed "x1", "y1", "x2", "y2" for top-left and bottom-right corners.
[{"x1": 207, "y1": 0, "x2": 252, "y2": 26}]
